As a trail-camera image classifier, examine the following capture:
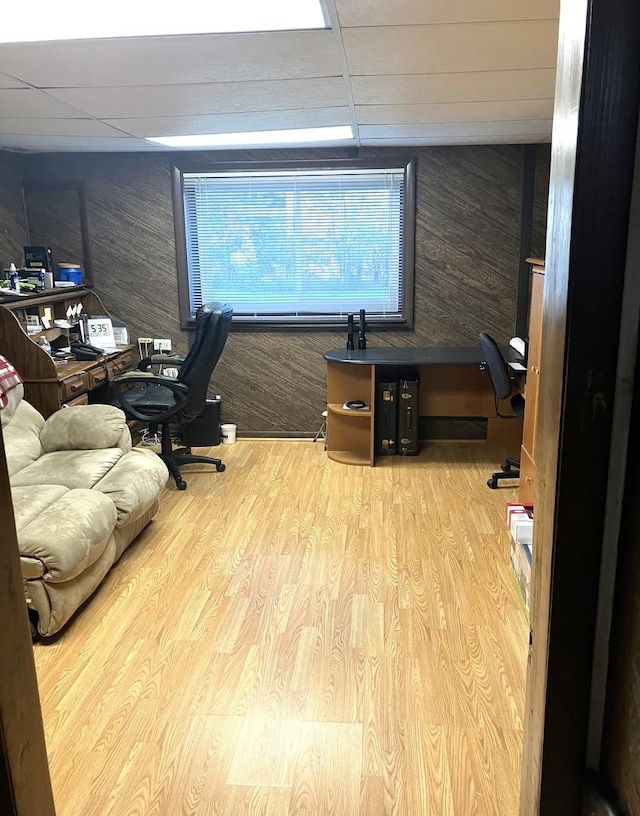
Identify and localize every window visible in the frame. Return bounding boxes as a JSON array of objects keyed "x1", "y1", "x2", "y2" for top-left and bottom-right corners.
[{"x1": 173, "y1": 159, "x2": 416, "y2": 329}]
